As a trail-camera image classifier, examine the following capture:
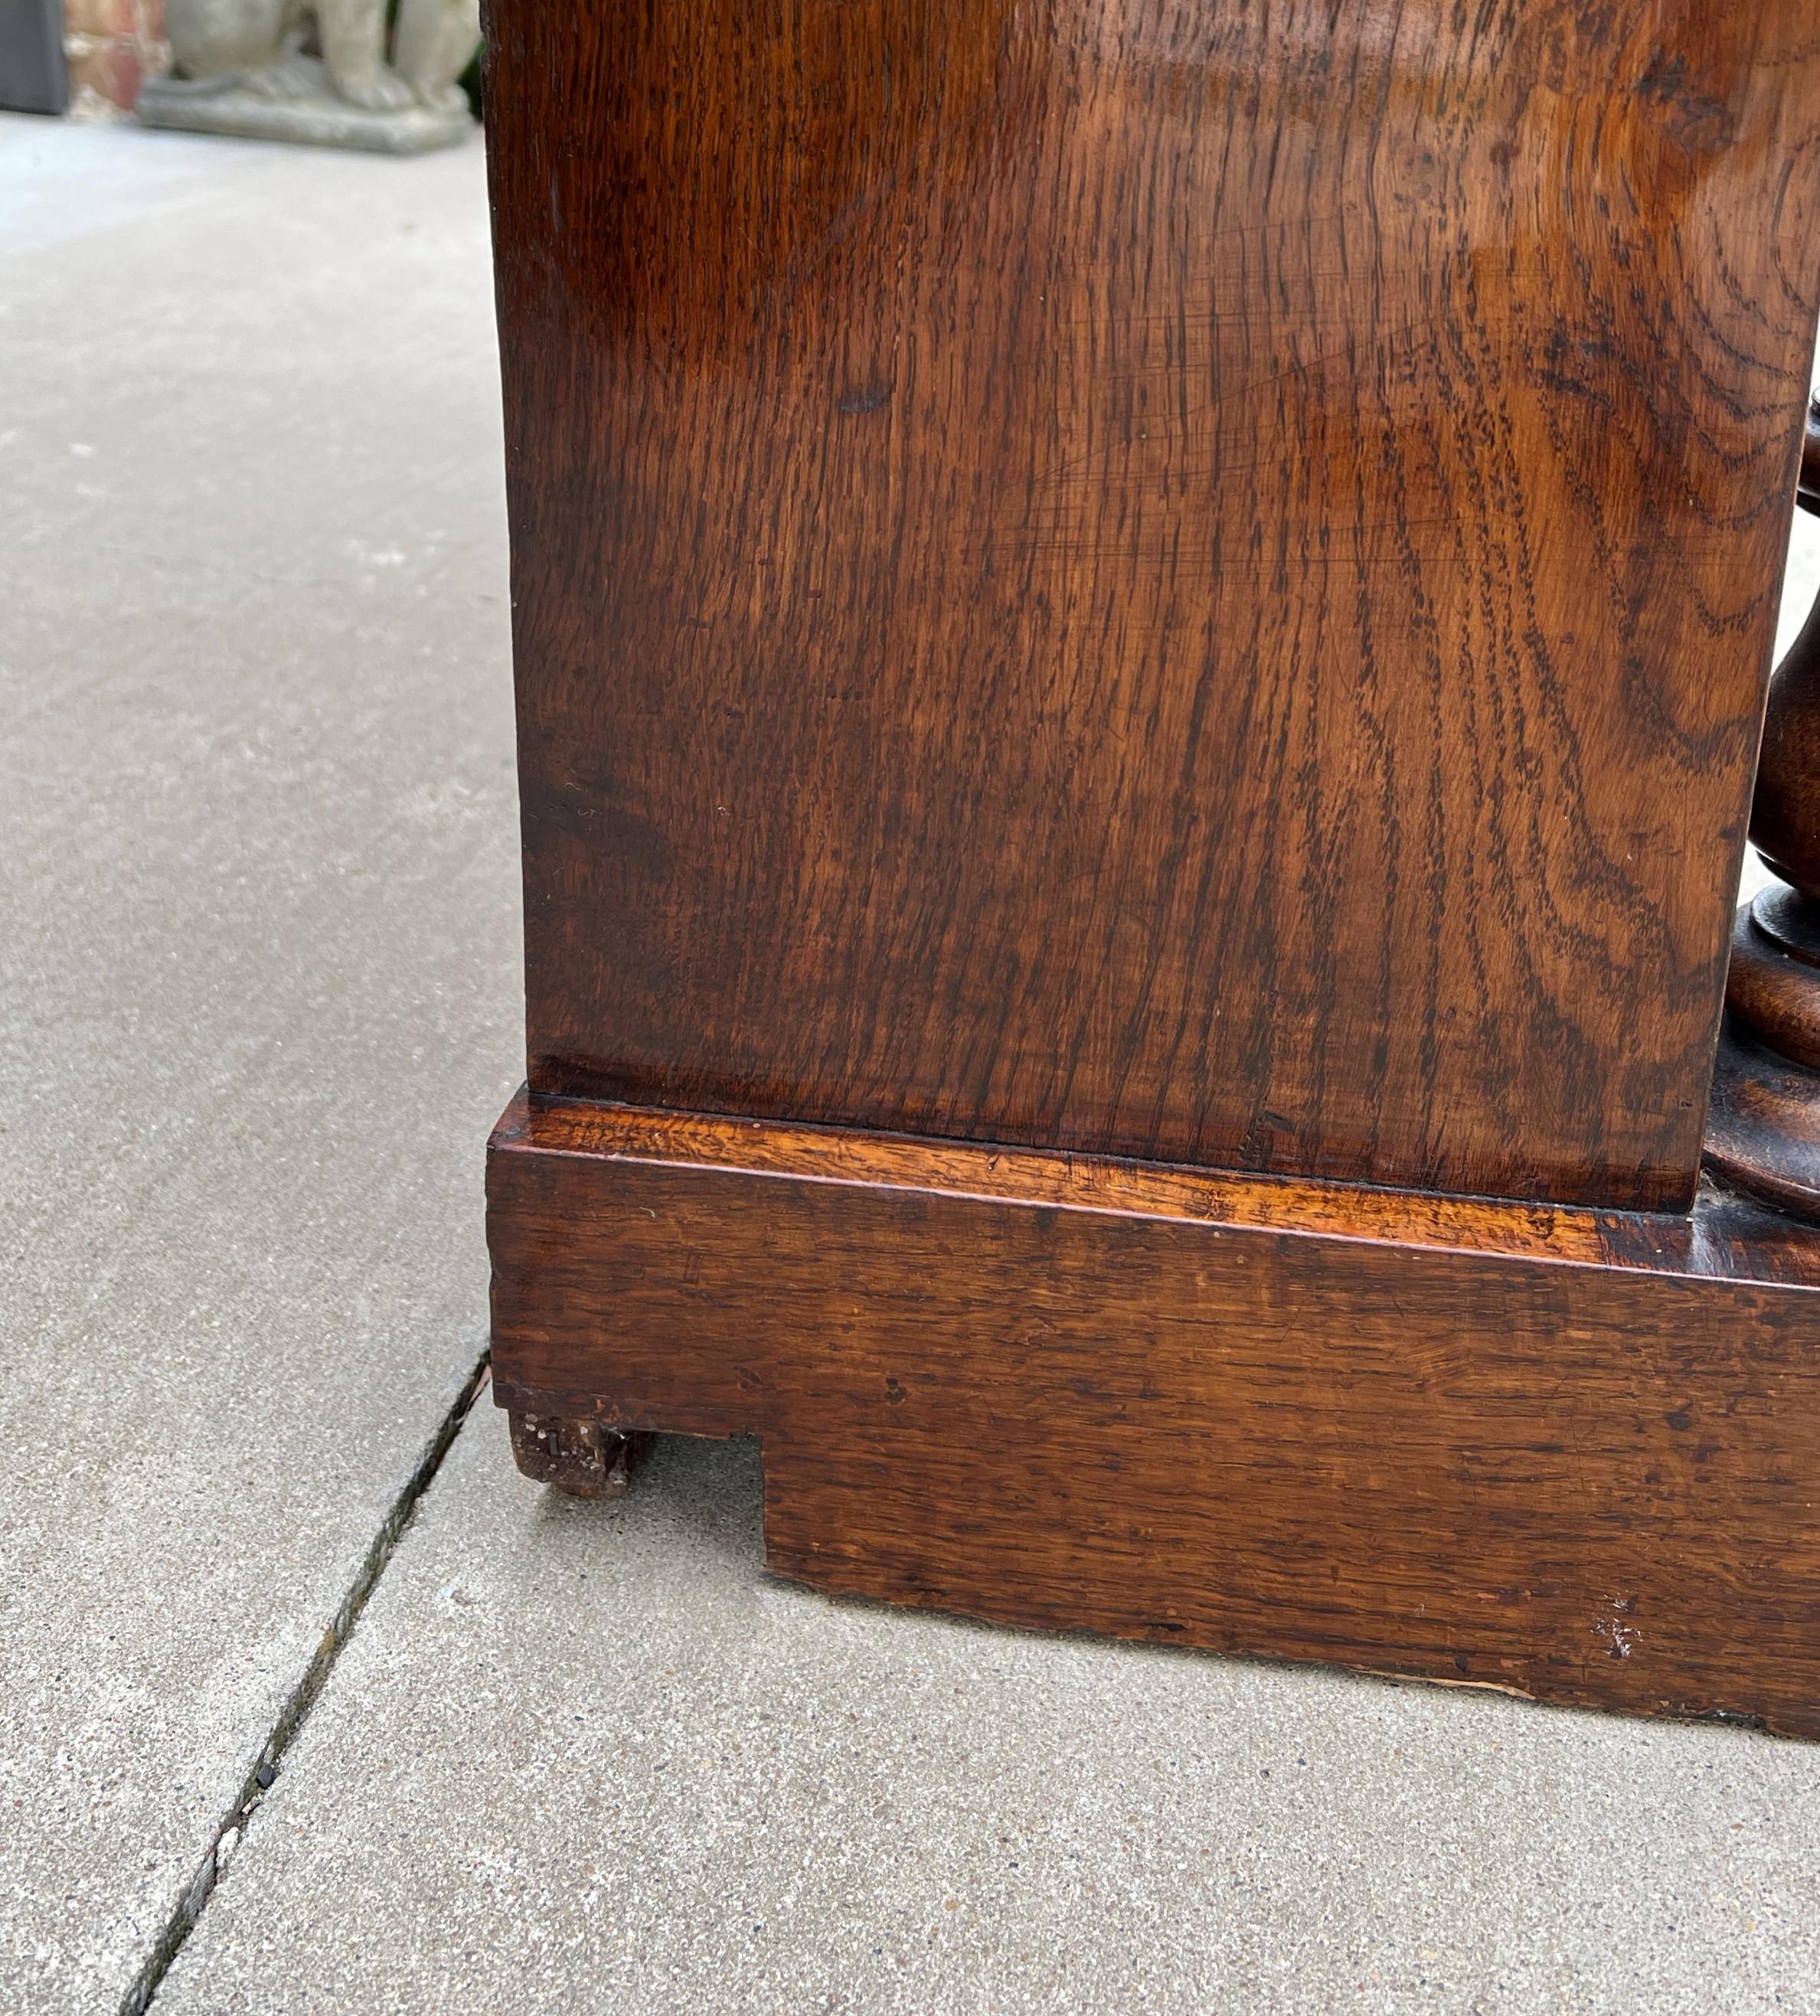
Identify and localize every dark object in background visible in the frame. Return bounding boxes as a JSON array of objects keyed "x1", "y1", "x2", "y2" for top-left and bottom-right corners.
[
  {"x1": 0, "y1": 0, "x2": 67, "y2": 113},
  {"x1": 1707, "y1": 397, "x2": 1820, "y2": 1215}
]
